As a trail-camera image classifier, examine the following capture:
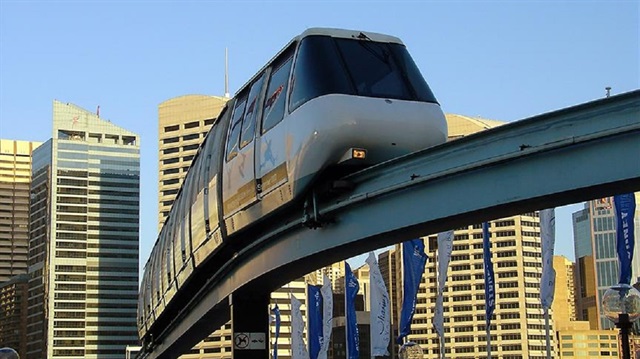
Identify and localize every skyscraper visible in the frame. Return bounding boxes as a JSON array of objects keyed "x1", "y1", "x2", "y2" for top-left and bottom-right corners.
[
  {"x1": 157, "y1": 95, "x2": 228, "y2": 229},
  {"x1": 552, "y1": 255, "x2": 578, "y2": 329},
  {"x1": 573, "y1": 194, "x2": 640, "y2": 329},
  {"x1": 551, "y1": 255, "x2": 618, "y2": 359},
  {"x1": 0, "y1": 139, "x2": 41, "y2": 281},
  {"x1": 156, "y1": 94, "x2": 231, "y2": 358},
  {"x1": 26, "y1": 101, "x2": 140, "y2": 358},
  {"x1": 0, "y1": 274, "x2": 29, "y2": 357}
]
